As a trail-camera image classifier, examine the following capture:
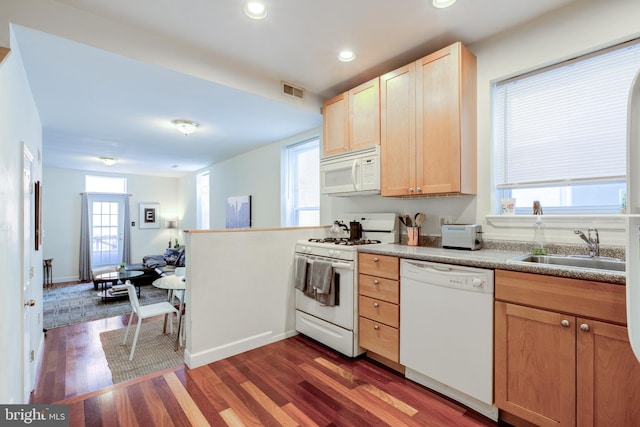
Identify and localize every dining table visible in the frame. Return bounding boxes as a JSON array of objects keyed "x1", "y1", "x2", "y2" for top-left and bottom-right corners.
[{"x1": 152, "y1": 275, "x2": 187, "y2": 351}]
